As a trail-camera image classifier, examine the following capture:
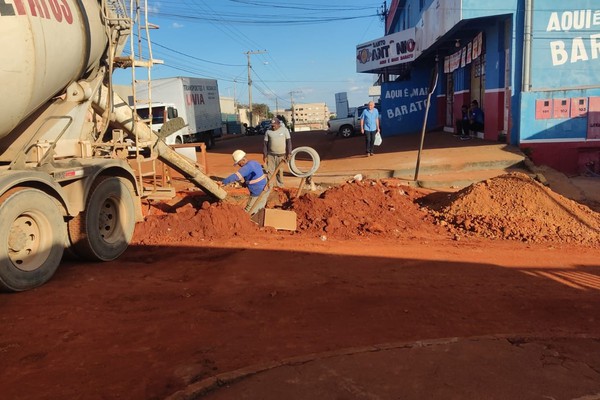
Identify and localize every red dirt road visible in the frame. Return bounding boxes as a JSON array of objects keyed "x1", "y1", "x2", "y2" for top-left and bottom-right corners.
[{"x1": 2, "y1": 132, "x2": 600, "y2": 399}]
